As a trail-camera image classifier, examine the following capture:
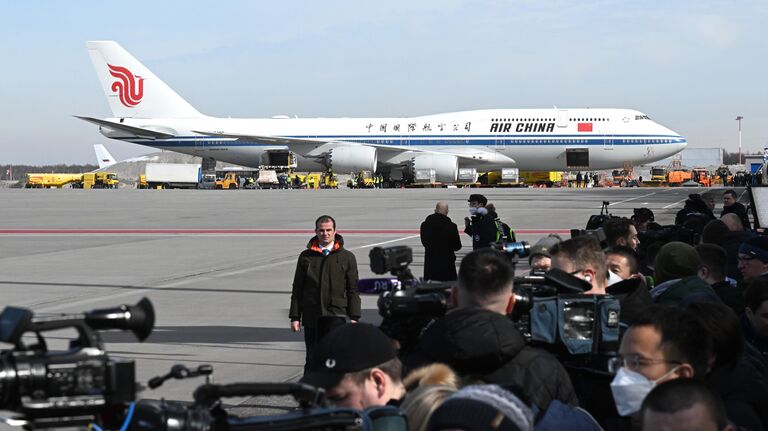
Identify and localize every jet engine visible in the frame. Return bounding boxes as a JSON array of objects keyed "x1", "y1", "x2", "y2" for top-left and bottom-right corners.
[
  {"x1": 409, "y1": 154, "x2": 459, "y2": 183},
  {"x1": 324, "y1": 145, "x2": 378, "y2": 172}
]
